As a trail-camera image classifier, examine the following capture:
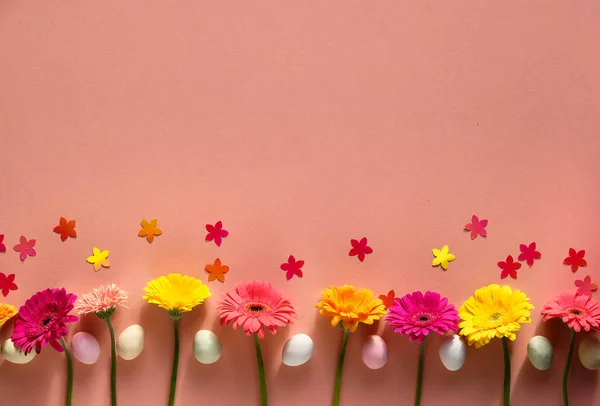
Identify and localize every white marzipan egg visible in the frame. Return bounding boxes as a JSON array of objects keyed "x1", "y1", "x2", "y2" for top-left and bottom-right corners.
[
  {"x1": 72, "y1": 332, "x2": 100, "y2": 365},
  {"x1": 193, "y1": 330, "x2": 222, "y2": 364},
  {"x1": 361, "y1": 335, "x2": 388, "y2": 370},
  {"x1": 579, "y1": 333, "x2": 600, "y2": 370},
  {"x1": 1, "y1": 339, "x2": 36, "y2": 364},
  {"x1": 527, "y1": 336, "x2": 553, "y2": 371},
  {"x1": 282, "y1": 334, "x2": 314, "y2": 367},
  {"x1": 439, "y1": 334, "x2": 466, "y2": 371},
  {"x1": 117, "y1": 324, "x2": 145, "y2": 360}
]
